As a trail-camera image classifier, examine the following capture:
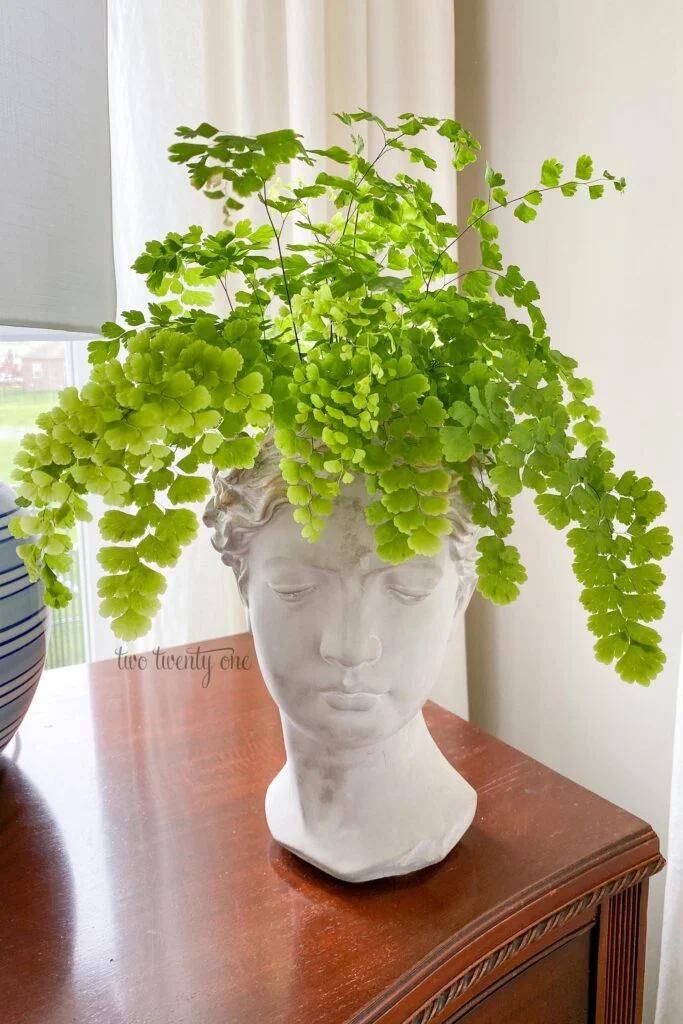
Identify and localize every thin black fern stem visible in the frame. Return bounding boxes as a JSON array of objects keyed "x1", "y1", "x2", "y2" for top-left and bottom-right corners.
[{"x1": 261, "y1": 186, "x2": 302, "y2": 360}]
